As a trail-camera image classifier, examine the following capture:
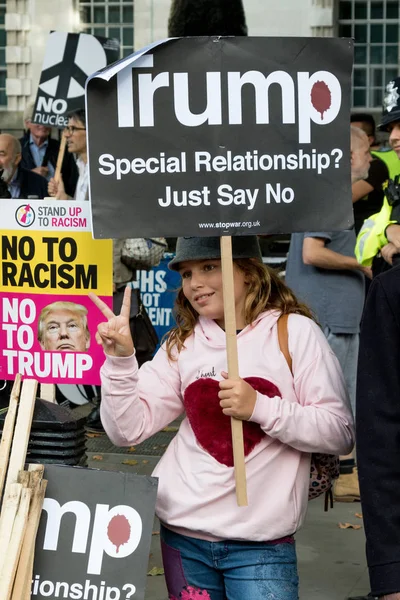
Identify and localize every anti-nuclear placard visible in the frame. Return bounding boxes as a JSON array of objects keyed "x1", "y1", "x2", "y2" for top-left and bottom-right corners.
[
  {"x1": 34, "y1": 31, "x2": 119, "y2": 128},
  {"x1": 86, "y1": 36, "x2": 354, "y2": 239}
]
